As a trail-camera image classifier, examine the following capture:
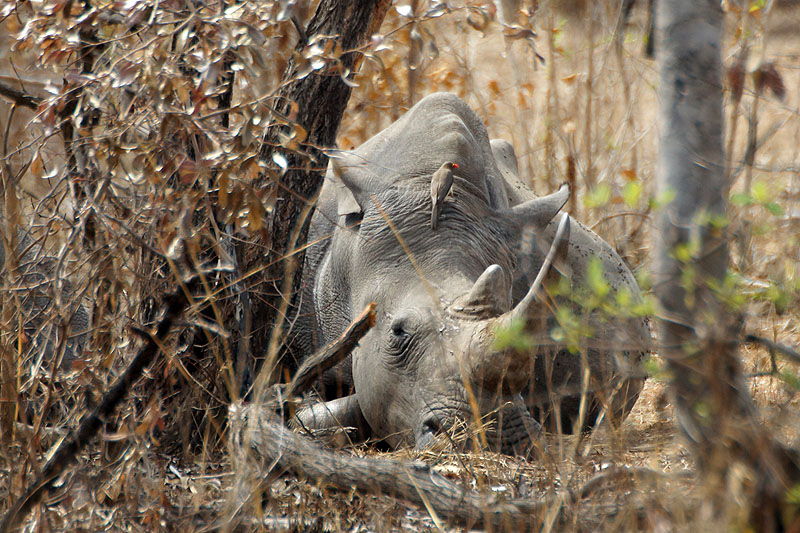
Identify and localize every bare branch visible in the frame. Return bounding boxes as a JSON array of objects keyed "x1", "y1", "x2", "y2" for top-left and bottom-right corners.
[
  {"x1": 228, "y1": 400, "x2": 554, "y2": 530},
  {"x1": 286, "y1": 302, "x2": 376, "y2": 398},
  {"x1": 0, "y1": 82, "x2": 41, "y2": 110}
]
